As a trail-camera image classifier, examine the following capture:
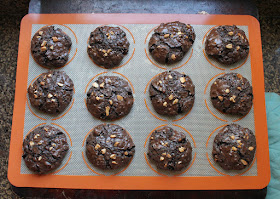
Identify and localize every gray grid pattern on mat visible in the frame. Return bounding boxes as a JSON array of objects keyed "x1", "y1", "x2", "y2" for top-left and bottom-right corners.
[{"x1": 20, "y1": 24, "x2": 257, "y2": 177}]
